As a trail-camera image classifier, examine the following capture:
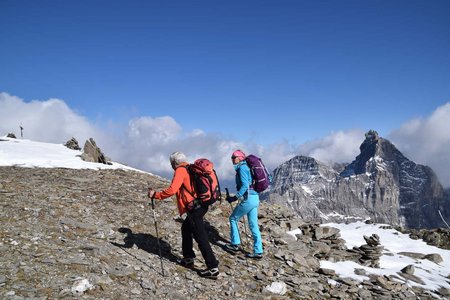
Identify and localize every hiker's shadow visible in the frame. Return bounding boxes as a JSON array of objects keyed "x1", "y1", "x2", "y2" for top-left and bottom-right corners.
[
  {"x1": 204, "y1": 217, "x2": 252, "y2": 255},
  {"x1": 204, "y1": 220, "x2": 229, "y2": 247},
  {"x1": 111, "y1": 227, "x2": 178, "y2": 263}
]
